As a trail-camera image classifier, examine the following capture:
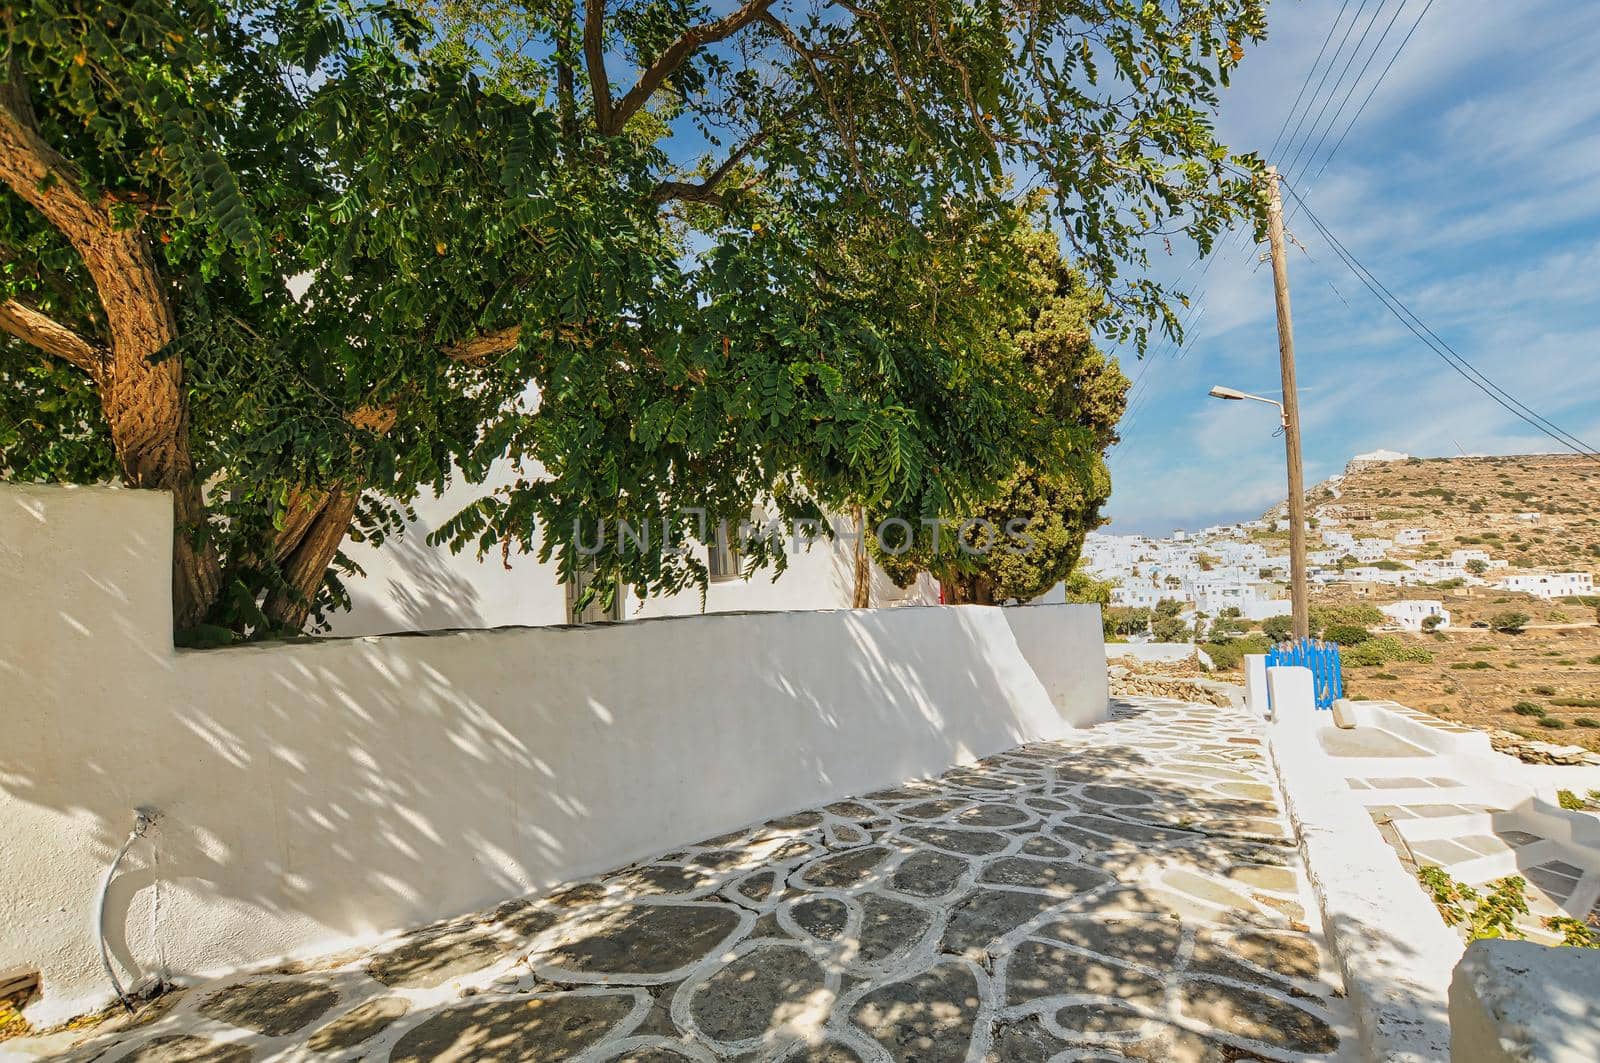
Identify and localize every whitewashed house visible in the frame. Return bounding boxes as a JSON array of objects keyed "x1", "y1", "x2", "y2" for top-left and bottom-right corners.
[
  {"x1": 1394, "y1": 528, "x2": 1429, "y2": 547},
  {"x1": 1499, "y1": 572, "x2": 1595, "y2": 600},
  {"x1": 1451, "y1": 549, "x2": 1492, "y2": 567},
  {"x1": 1380, "y1": 600, "x2": 1451, "y2": 631}
]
